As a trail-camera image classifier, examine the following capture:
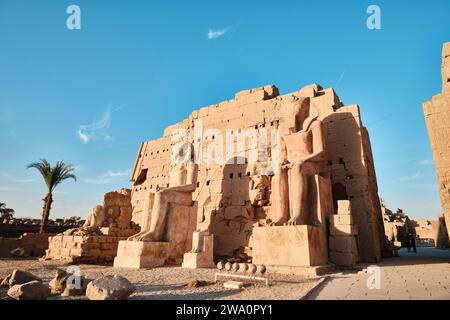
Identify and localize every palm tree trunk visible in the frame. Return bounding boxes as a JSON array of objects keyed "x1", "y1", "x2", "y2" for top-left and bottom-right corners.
[{"x1": 40, "y1": 192, "x2": 53, "y2": 234}]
